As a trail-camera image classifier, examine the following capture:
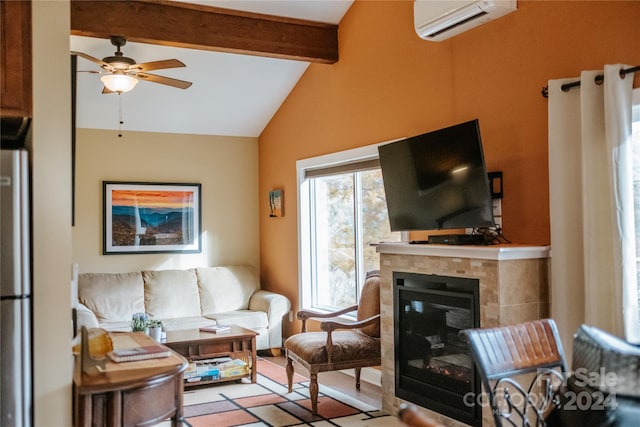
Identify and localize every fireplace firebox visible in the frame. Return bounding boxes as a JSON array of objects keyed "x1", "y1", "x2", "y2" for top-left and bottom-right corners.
[{"x1": 394, "y1": 271, "x2": 481, "y2": 426}]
